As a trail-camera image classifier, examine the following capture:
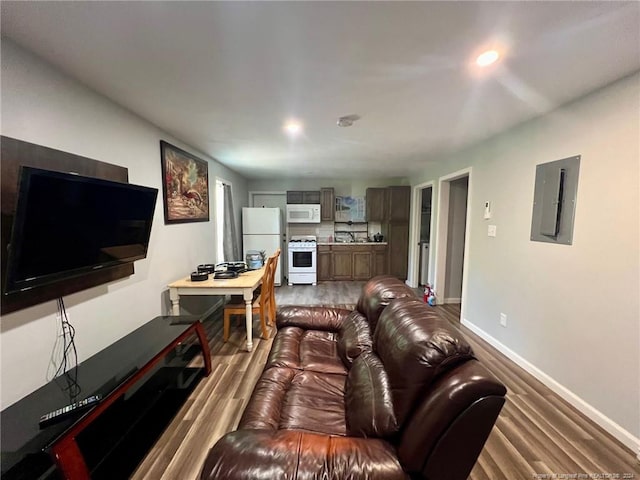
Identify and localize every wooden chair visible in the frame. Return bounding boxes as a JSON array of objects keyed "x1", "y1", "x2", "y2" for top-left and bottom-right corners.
[
  {"x1": 223, "y1": 249, "x2": 280, "y2": 342},
  {"x1": 265, "y1": 248, "x2": 280, "y2": 326}
]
